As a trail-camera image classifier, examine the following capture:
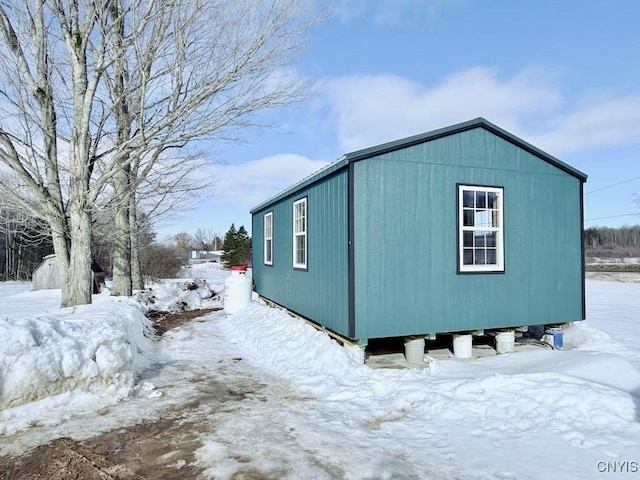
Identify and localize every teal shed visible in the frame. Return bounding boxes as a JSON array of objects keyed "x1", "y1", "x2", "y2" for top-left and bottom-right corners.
[{"x1": 250, "y1": 118, "x2": 587, "y2": 343}]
